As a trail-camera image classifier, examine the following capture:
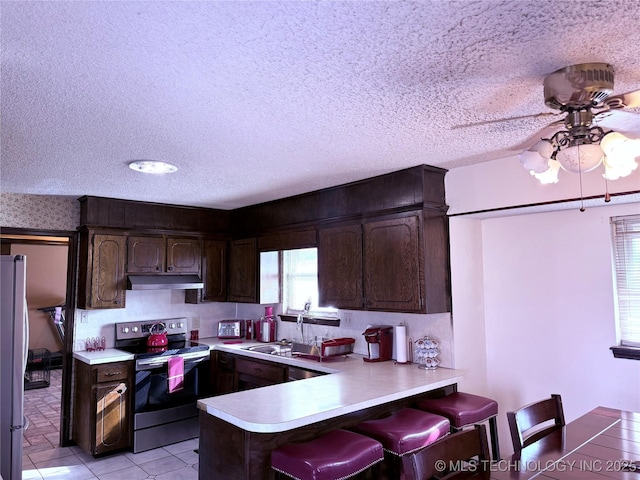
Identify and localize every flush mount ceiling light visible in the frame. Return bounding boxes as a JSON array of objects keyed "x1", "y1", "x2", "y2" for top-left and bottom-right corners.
[{"x1": 128, "y1": 160, "x2": 178, "y2": 174}]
